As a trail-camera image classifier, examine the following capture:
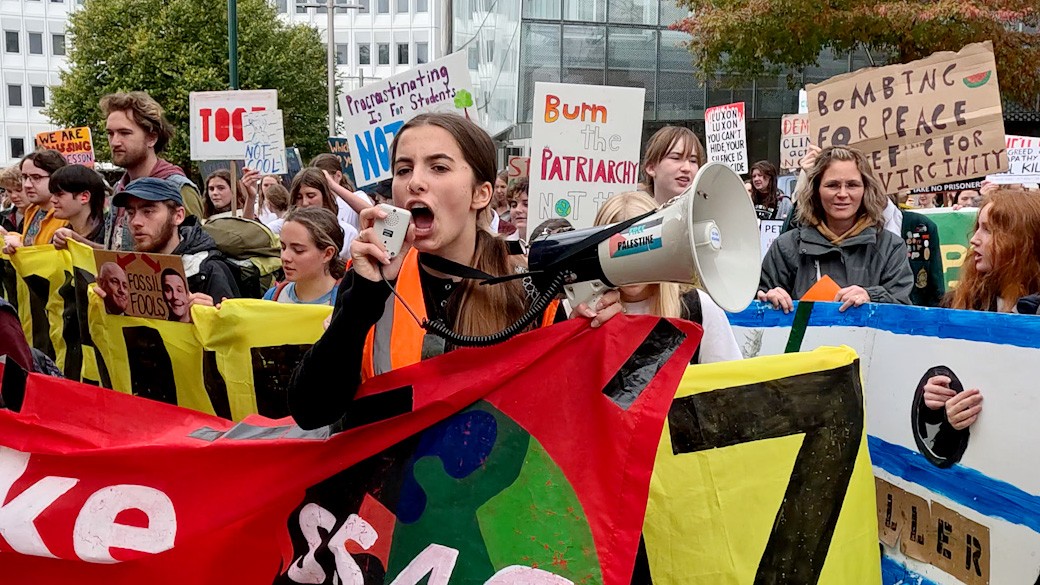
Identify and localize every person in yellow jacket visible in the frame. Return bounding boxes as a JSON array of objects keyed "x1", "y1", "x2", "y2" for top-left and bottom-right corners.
[
  {"x1": 289, "y1": 113, "x2": 623, "y2": 430},
  {"x1": 1, "y1": 149, "x2": 69, "y2": 253}
]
